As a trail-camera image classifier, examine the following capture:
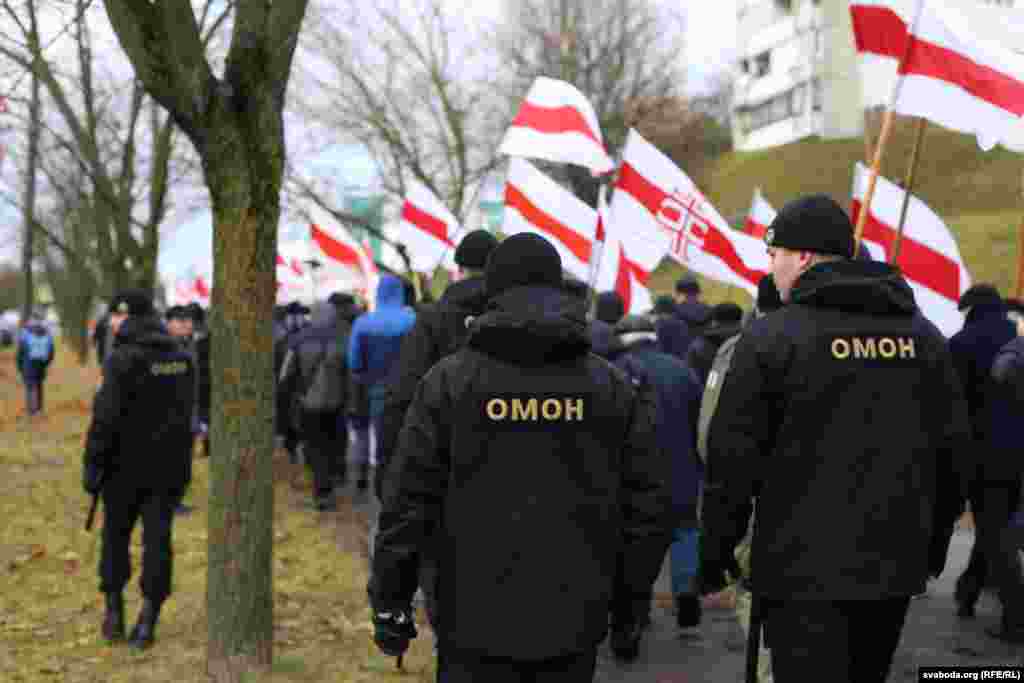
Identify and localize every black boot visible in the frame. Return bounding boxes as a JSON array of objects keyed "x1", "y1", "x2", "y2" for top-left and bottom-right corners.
[
  {"x1": 128, "y1": 599, "x2": 162, "y2": 650},
  {"x1": 102, "y1": 593, "x2": 125, "y2": 642},
  {"x1": 609, "y1": 621, "x2": 645, "y2": 662}
]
